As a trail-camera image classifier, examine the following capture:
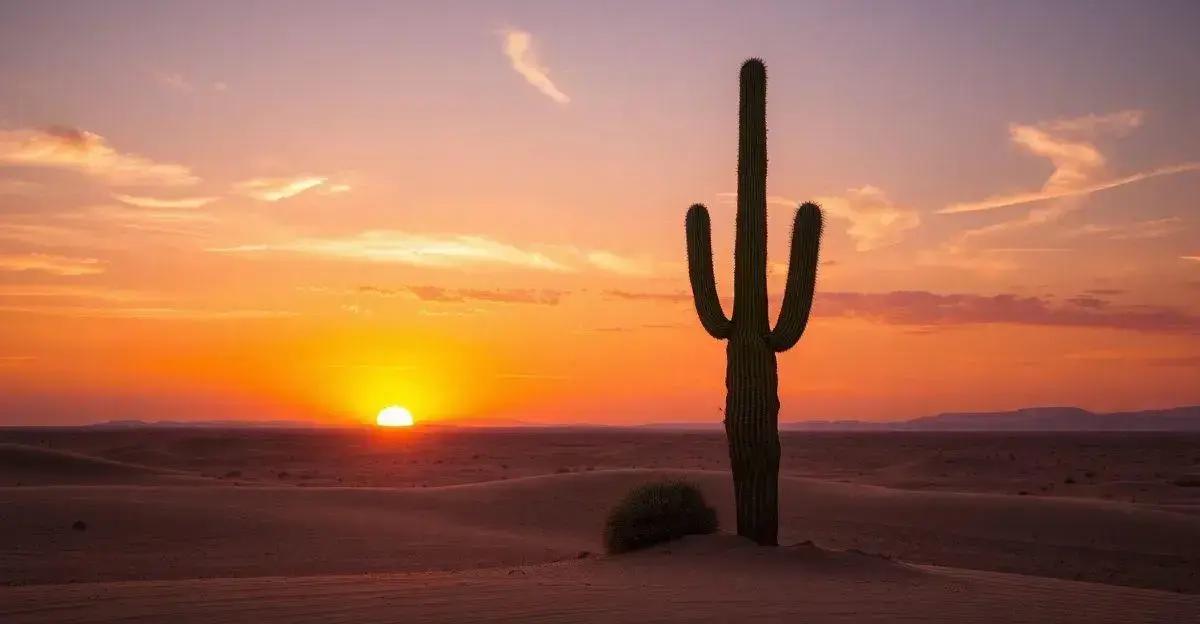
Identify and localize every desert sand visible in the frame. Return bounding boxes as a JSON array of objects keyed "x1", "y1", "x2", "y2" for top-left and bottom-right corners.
[{"x1": 2, "y1": 428, "x2": 1198, "y2": 622}]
